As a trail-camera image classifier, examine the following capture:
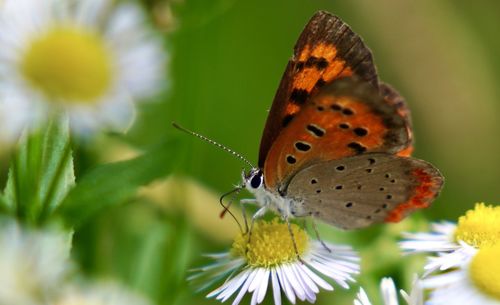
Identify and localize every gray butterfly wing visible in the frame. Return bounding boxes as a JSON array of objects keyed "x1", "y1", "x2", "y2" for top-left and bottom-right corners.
[{"x1": 284, "y1": 153, "x2": 443, "y2": 229}]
